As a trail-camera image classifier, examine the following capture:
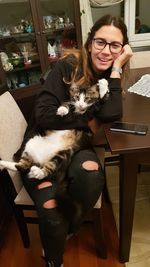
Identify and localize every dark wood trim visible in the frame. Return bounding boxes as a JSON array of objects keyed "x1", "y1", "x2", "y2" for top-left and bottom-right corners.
[
  {"x1": 10, "y1": 84, "x2": 41, "y2": 100},
  {"x1": 10, "y1": 85, "x2": 40, "y2": 122},
  {"x1": 73, "y1": 0, "x2": 83, "y2": 47},
  {"x1": 29, "y1": 0, "x2": 48, "y2": 74}
]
